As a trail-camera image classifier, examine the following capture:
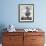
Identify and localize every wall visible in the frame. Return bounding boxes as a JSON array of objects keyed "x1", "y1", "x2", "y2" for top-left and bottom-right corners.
[
  {"x1": 0, "y1": 0, "x2": 46, "y2": 29},
  {"x1": 0, "y1": 0, "x2": 46, "y2": 43}
]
